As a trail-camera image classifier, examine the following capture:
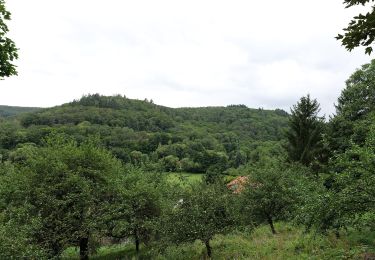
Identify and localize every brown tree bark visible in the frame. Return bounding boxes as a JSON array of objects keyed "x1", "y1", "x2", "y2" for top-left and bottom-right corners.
[
  {"x1": 205, "y1": 240, "x2": 212, "y2": 258},
  {"x1": 79, "y1": 237, "x2": 89, "y2": 260},
  {"x1": 267, "y1": 215, "x2": 276, "y2": 234},
  {"x1": 135, "y1": 229, "x2": 140, "y2": 253}
]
